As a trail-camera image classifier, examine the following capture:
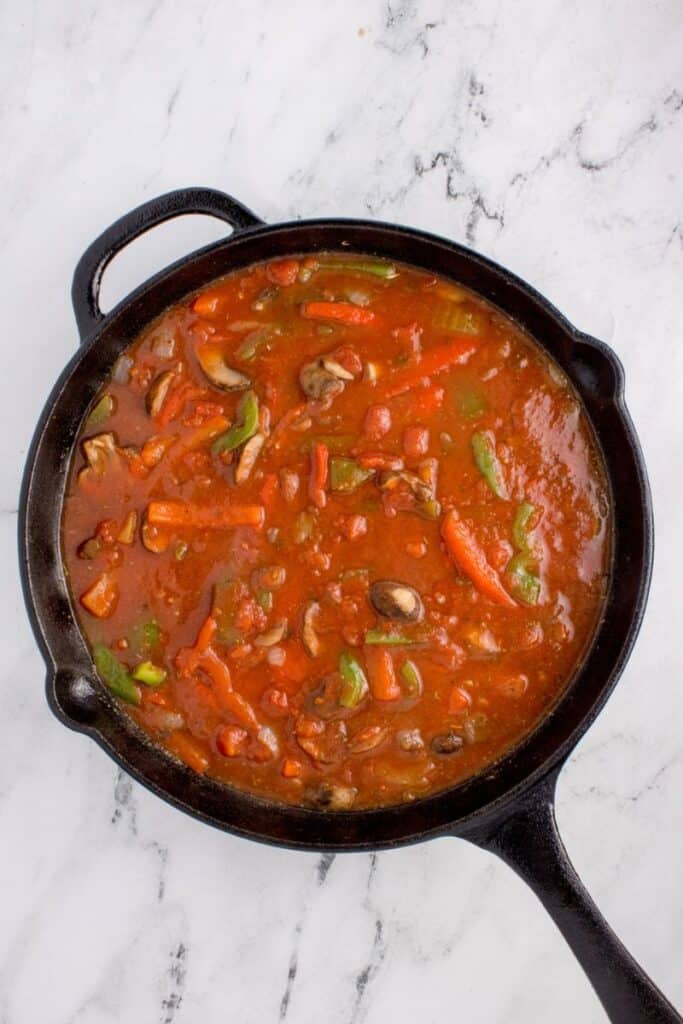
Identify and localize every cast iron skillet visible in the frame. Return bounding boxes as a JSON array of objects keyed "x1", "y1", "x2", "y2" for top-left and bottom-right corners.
[{"x1": 19, "y1": 188, "x2": 681, "y2": 1023}]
